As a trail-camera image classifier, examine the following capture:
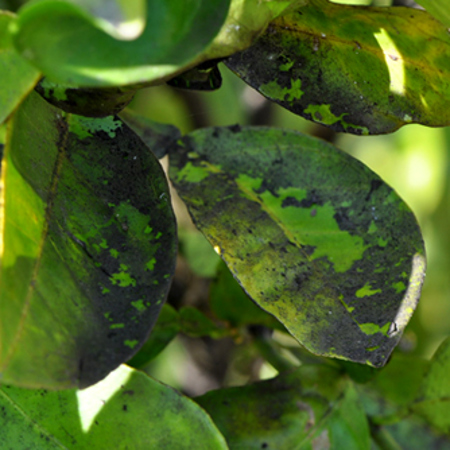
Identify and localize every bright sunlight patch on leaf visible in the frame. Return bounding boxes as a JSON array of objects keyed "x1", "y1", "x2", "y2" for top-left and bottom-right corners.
[
  {"x1": 76, "y1": 365, "x2": 132, "y2": 432},
  {"x1": 374, "y1": 28, "x2": 405, "y2": 96}
]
